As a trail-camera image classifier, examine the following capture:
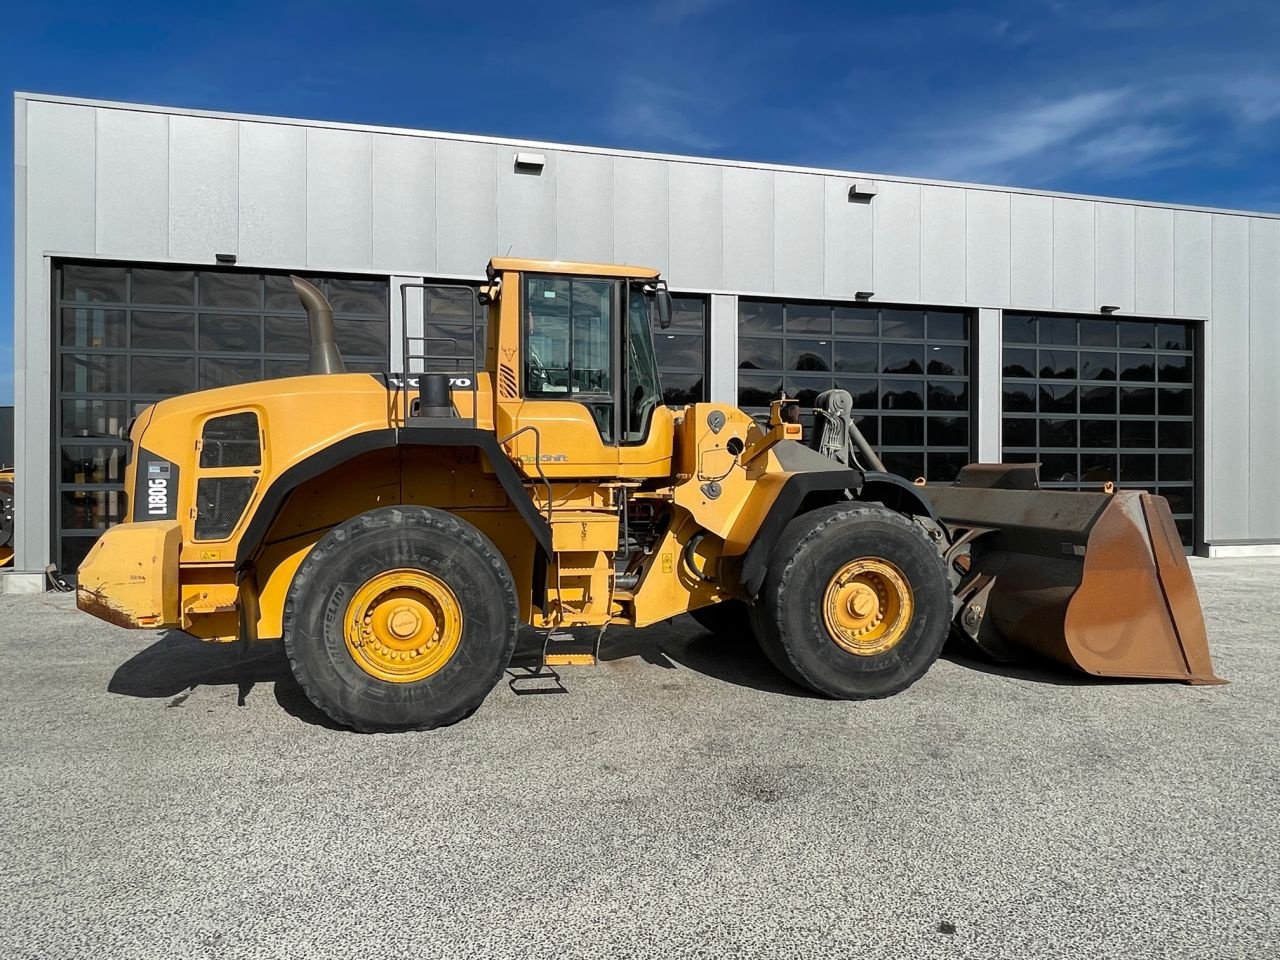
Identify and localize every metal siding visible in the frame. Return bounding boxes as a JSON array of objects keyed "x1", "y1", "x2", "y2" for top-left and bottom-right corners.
[
  {"x1": 390, "y1": 274, "x2": 424, "y2": 373},
  {"x1": 556, "y1": 151, "x2": 613, "y2": 264},
  {"x1": 306, "y1": 127, "x2": 374, "y2": 270},
  {"x1": 1135, "y1": 205, "x2": 1175, "y2": 316},
  {"x1": 773, "y1": 173, "x2": 823, "y2": 295},
  {"x1": 1248, "y1": 218, "x2": 1280, "y2": 539},
  {"x1": 667, "y1": 163, "x2": 722, "y2": 290},
  {"x1": 708, "y1": 293, "x2": 738, "y2": 403},
  {"x1": 1009, "y1": 193, "x2": 1053, "y2": 307},
  {"x1": 1208, "y1": 214, "x2": 1250, "y2": 540},
  {"x1": 96, "y1": 109, "x2": 168, "y2": 258},
  {"x1": 25, "y1": 100, "x2": 96, "y2": 253},
  {"x1": 1174, "y1": 210, "x2": 1212, "y2": 318},
  {"x1": 498, "y1": 149, "x2": 557, "y2": 261},
  {"x1": 373, "y1": 135, "x2": 436, "y2": 275},
  {"x1": 975, "y1": 307, "x2": 1002, "y2": 461},
  {"x1": 965, "y1": 190, "x2": 1011, "y2": 306},
  {"x1": 435, "y1": 139, "x2": 498, "y2": 276},
  {"x1": 872, "y1": 180, "x2": 920, "y2": 302},
  {"x1": 823, "y1": 177, "x2": 872, "y2": 299},
  {"x1": 613, "y1": 156, "x2": 668, "y2": 273},
  {"x1": 168, "y1": 115, "x2": 237, "y2": 261},
  {"x1": 238, "y1": 121, "x2": 307, "y2": 266},
  {"x1": 722, "y1": 166, "x2": 774, "y2": 293},
  {"x1": 920, "y1": 185, "x2": 966, "y2": 304},
  {"x1": 1095, "y1": 203, "x2": 1136, "y2": 313},
  {"x1": 1052, "y1": 198, "x2": 1095, "y2": 311}
]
